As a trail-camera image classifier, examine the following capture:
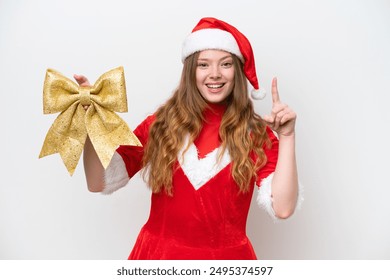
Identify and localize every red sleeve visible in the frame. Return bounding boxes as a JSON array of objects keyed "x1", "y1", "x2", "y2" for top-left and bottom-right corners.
[
  {"x1": 116, "y1": 114, "x2": 155, "y2": 179},
  {"x1": 255, "y1": 126, "x2": 279, "y2": 185}
]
